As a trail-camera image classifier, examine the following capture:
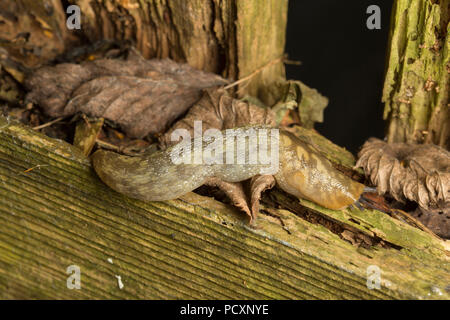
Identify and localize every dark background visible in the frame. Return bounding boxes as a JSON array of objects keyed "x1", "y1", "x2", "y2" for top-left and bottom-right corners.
[{"x1": 285, "y1": 0, "x2": 392, "y2": 153}]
